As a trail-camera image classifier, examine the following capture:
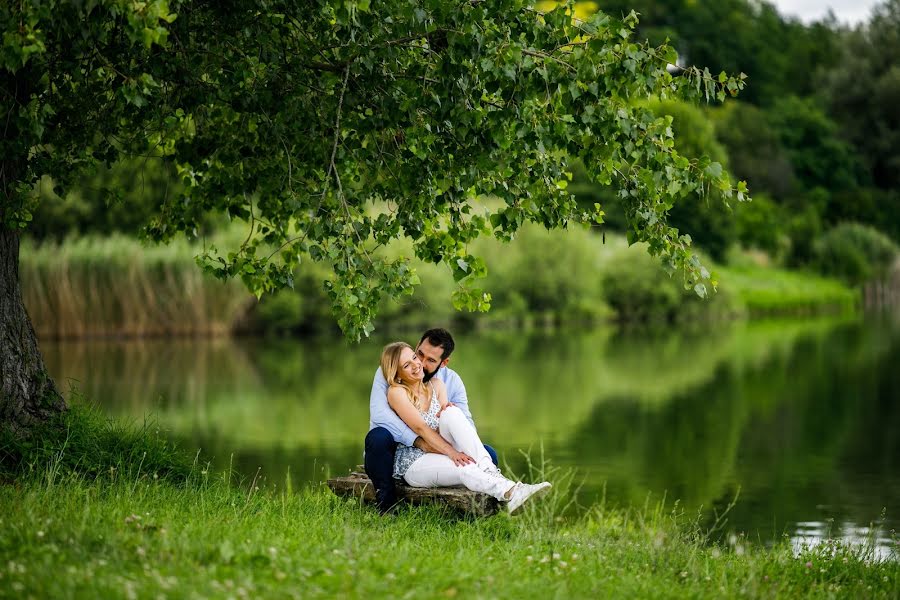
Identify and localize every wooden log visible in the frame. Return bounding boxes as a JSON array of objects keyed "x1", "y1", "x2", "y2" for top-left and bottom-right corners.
[{"x1": 326, "y1": 469, "x2": 501, "y2": 517}]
